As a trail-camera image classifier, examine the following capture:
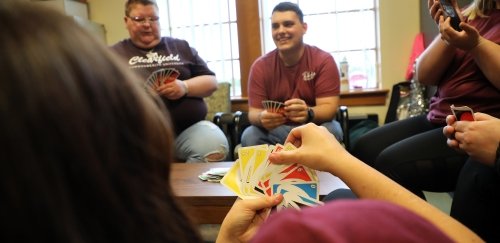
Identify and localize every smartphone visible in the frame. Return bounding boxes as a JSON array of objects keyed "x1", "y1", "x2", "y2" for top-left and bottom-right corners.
[
  {"x1": 439, "y1": 0, "x2": 462, "y2": 31},
  {"x1": 450, "y1": 105, "x2": 475, "y2": 121}
]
